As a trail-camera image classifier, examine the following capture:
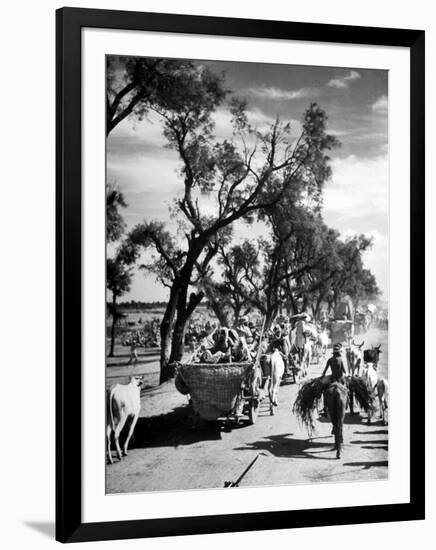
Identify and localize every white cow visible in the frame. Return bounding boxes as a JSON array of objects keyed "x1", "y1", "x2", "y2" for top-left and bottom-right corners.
[
  {"x1": 376, "y1": 378, "x2": 389, "y2": 425},
  {"x1": 361, "y1": 363, "x2": 378, "y2": 424},
  {"x1": 317, "y1": 329, "x2": 330, "y2": 357},
  {"x1": 346, "y1": 340, "x2": 365, "y2": 377},
  {"x1": 107, "y1": 376, "x2": 144, "y2": 464},
  {"x1": 263, "y1": 349, "x2": 285, "y2": 415},
  {"x1": 362, "y1": 363, "x2": 378, "y2": 390}
]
